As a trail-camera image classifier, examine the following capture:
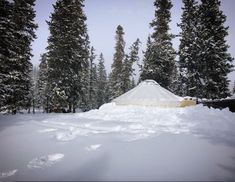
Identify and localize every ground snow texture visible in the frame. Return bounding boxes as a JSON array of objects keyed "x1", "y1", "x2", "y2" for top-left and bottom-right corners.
[
  {"x1": 46, "y1": 103, "x2": 235, "y2": 144},
  {"x1": 0, "y1": 103, "x2": 235, "y2": 181},
  {"x1": 27, "y1": 154, "x2": 64, "y2": 169},
  {"x1": 0, "y1": 170, "x2": 18, "y2": 179}
]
